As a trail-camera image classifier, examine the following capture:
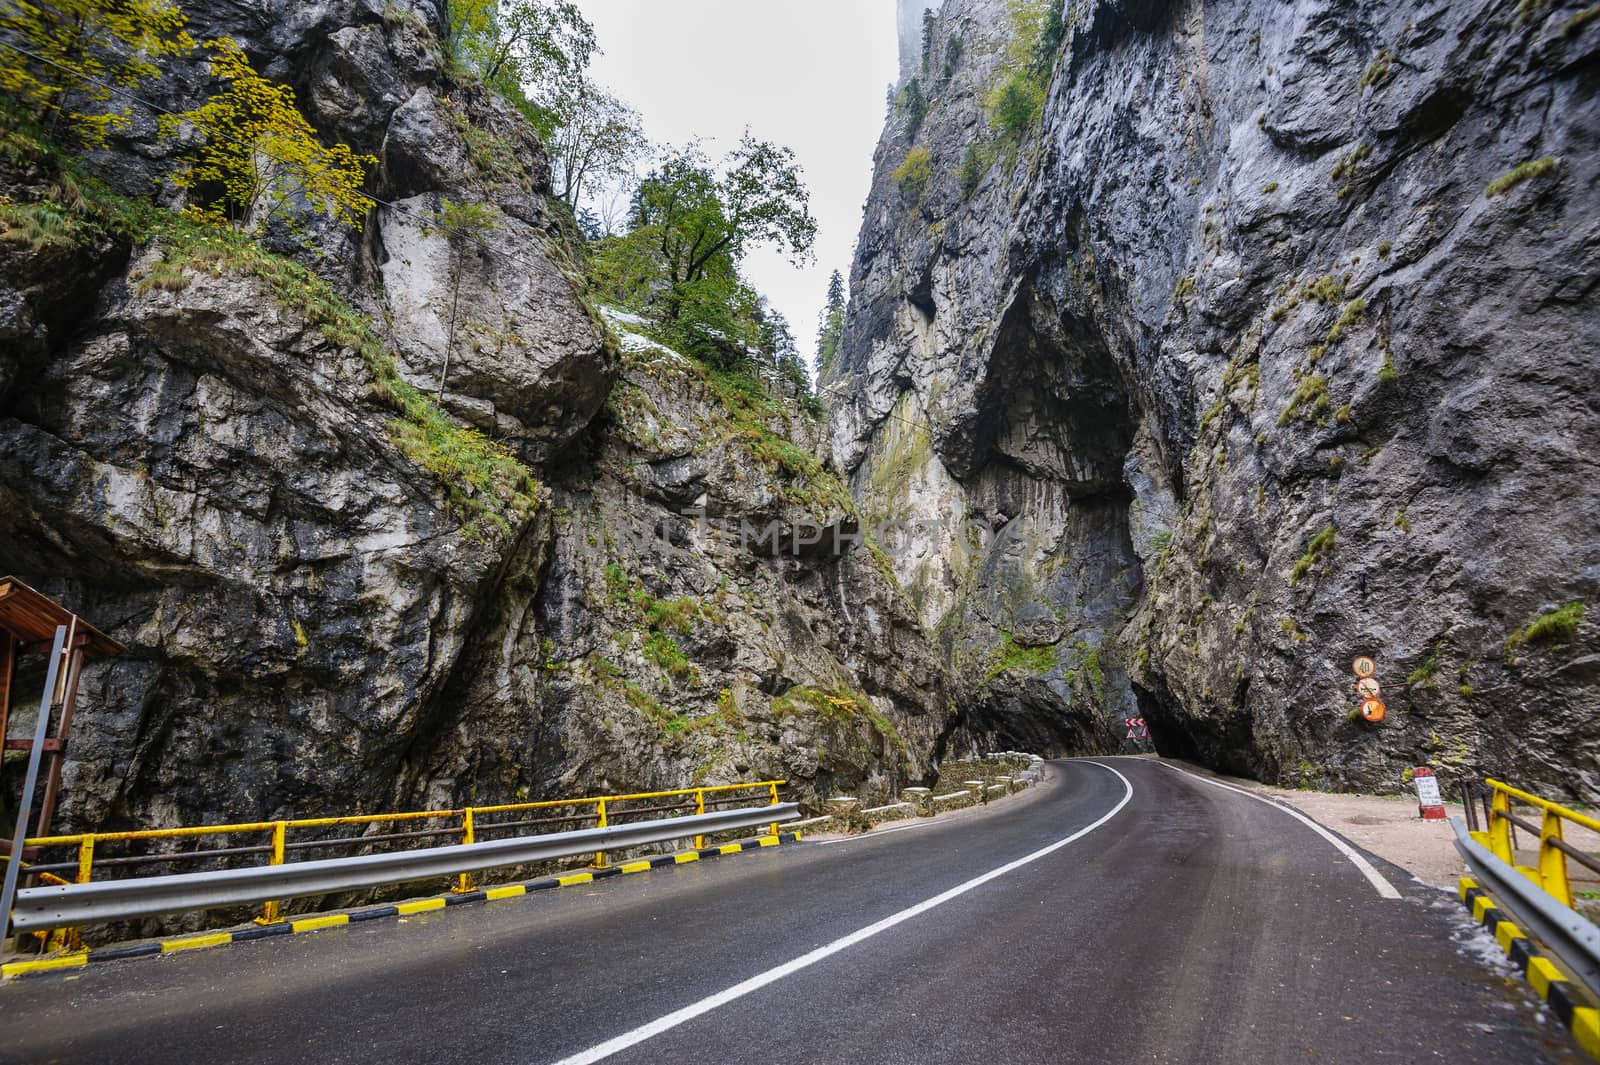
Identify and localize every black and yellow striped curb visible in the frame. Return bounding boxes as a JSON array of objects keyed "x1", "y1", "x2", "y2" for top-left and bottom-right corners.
[
  {"x1": 1, "y1": 832, "x2": 801, "y2": 982},
  {"x1": 1458, "y1": 876, "x2": 1599, "y2": 1060}
]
